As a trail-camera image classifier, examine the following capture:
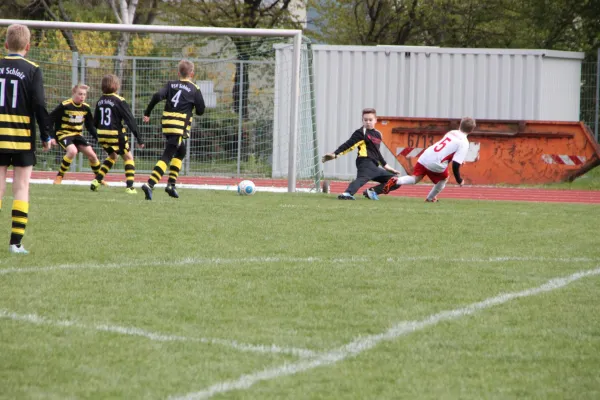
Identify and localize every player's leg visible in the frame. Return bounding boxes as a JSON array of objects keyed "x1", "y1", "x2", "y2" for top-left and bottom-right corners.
[
  {"x1": 424, "y1": 170, "x2": 450, "y2": 202},
  {"x1": 76, "y1": 141, "x2": 101, "y2": 176},
  {"x1": 368, "y1": 170, "x2": 398, "y2": 198},
  {"x1": 91, "y1": 148, "x2": 116, "y2": 191},
  {"x1": 8, "y1": 153, "x2": 35, "y2": 254},
  {"x1": 339, "y1": 161, "x2": 376, "y2": 200},
  {"x1": 122, "y1": 151, "x2": 137, "y2": 194},
  {"x1": 55, "y1": 142, "x2": 78, "y2": 184},
  {"x1": 143, "y1": 136, "x2": 179, "y2": 200},
  {"x1": 382, "y1": 163, "x2": 427, "y2": 194},
  {"x1": 0, "y1": 162, "x2": 7, "y2": 212},
  {"x1": 165, "y1": 140, "x2": 186, "y2": 199}
]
